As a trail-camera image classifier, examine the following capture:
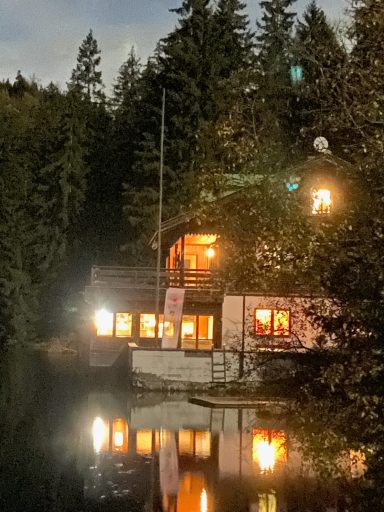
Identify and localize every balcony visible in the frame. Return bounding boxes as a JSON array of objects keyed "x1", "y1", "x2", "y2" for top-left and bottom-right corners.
[{"x1": 90, "y1": 266, "x2": 218, "y2": 291}]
